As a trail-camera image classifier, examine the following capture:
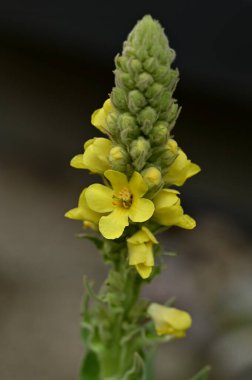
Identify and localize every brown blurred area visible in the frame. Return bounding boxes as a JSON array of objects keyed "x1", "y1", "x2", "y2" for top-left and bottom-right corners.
[{"x1": 0, "y1": 2, "x2": 252, "y2": 379}]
